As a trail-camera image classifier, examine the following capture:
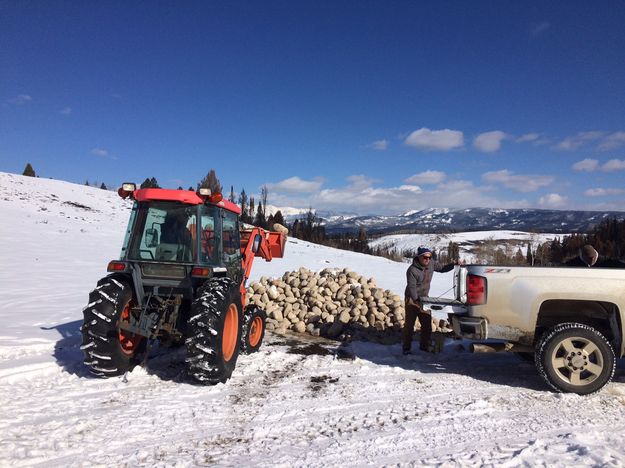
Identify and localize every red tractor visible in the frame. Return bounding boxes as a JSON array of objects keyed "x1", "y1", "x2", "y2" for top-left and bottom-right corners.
[{"x1": 81, "y1": 183, "x2": 286, "y2": 384}]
